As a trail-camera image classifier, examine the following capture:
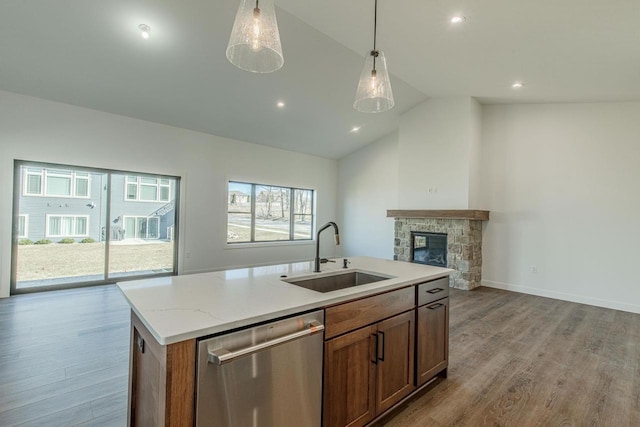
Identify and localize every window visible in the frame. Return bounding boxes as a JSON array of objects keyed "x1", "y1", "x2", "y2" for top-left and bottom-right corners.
[
  {"x1": 125, "y1": 176, "x2": 171, "y2": 202},
  {"x1": 25, "y1": 169, "x2": 43, "y2": 195},
  {"x1": 23, "y1": 168, "x2": 90, "y2": 198},
  {"x1": 227, "y1": 181, "x2": 314, "y2": 244},
  {"x1": 13, "y1": 160, "x2": 180, "y2": 294},
  {"x1": 46, "y1": 215, "x2": 89, "y2": 237},
  {"x1": 18, "y1": 215, "x2": 28, "y2": 238},
  {"x1": 123, "y1": 216, "x2": 160, "y2": 240}
]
